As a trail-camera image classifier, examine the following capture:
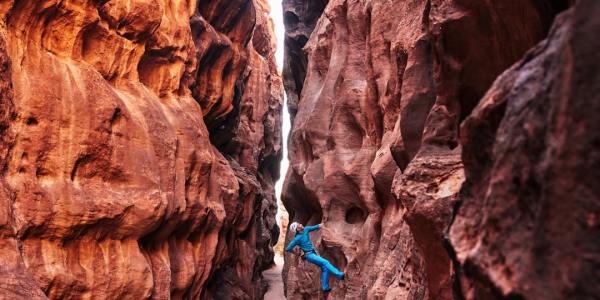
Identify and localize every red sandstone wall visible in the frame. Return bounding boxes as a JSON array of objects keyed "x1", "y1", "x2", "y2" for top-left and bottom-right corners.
[
  {"x1": 0, "y1": 0, "x2": 282, "y2": 298},
  {"x1": 450, "y1": 1, "x2": 599, "y2": 298},
  {"x1": 280, "y1": 0, "x2": 589, "y2": 299}
]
